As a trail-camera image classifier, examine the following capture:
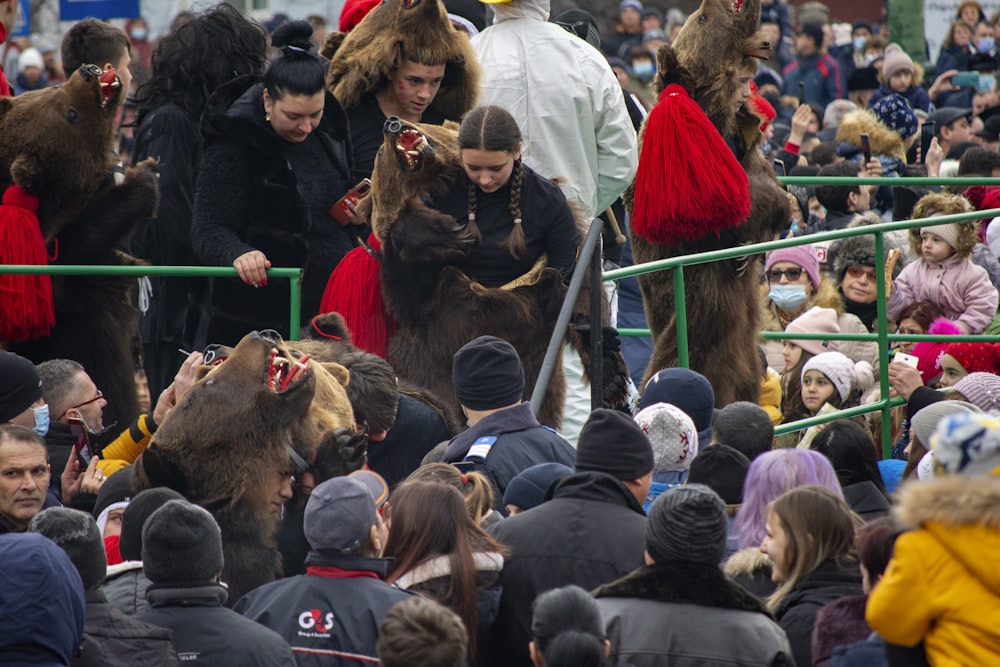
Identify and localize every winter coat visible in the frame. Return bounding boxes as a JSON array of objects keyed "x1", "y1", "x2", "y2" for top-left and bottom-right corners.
[
  {"x1": 782, "y1": 53, "x2": 843, "y2": 109},
  {"x1": 367, "y1": 394, "x2": 453, "y2": 486},
  {"x1": 443, "y1": 402, "x2": 576, "y2": 510},
  {"x1": 101, "y1": 561, "x2": 152, "y2": 615},
  {"x1": 724, "y1": 546, "x2": 777, "y2": 600},
  {"x1": 760, "y1": 278, "x2": 880, "y2": 375},
  {"x1": 481, "y1": 471, "x2": 648, "y2": 667},
  {"x1": 191, "y1": 77, "x2": 355, "y2": 346},
  {"x1": 594, "y1": 561, "x2": 794, "y2": 667},
  {"x1": 75, "y1": 589, "x2": 179, "y2": 666},
  {"x1": 135, "y1": 583, "x2": 297, "y2": 666},
  {"x1": 867, "y1": 83, "x2": 932, "y2": 113},
  {"x1": 887, "y1": 254, "x2": 998, "y2": 335},
  {"x1": 472, "y1": 0, "x2": 637, "y2": 218},
  {"x1": 773, "y1": 559, "x2": 864, "y2": 667},
  {"x1": 233, "y1": 553, "x2": 413, "y2": 667},
  {"x1": 866, "y1": 475, "x2": 1000, "y2": 666},
  {"x1": 811, "y1": 594, "x2": 871, "y2": 667},
  {"x1": 843, "y1": 481, "x2": 892, "y2": 521}
]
